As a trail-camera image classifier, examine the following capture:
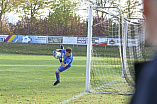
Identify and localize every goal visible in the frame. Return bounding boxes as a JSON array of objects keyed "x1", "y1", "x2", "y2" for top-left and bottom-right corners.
[{"x1": 85, "y1": 5, "x2": 133, "y2": 95}]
